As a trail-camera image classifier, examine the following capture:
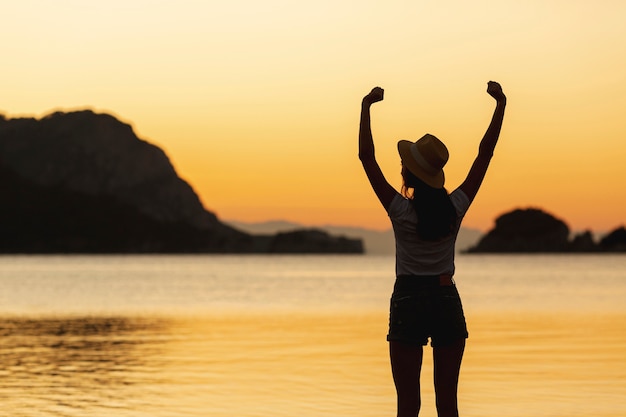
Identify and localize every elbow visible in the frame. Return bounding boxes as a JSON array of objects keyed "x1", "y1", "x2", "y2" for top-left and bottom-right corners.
[
  {"x1": 476, "y1": 149, "x2": 494, "y2": 163},
  {"x1": 359, "y1": 153, "x2": 376, "y2": 164},
  {"x1": 358, "y1": 150, "x2": 373, "y2": 162},
  {"x1": 477, "y1": 142, "x2": 496, "y2": 159},
  {"x1": 478, "y1": 148, "x2": 494, "y2": 158}
]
